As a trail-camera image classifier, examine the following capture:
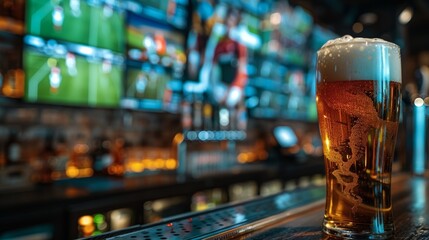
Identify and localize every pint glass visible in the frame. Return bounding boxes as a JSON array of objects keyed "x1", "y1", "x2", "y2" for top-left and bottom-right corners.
[{"x1": 316, "y1": 36, "x2": 401, "y2": 239}]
